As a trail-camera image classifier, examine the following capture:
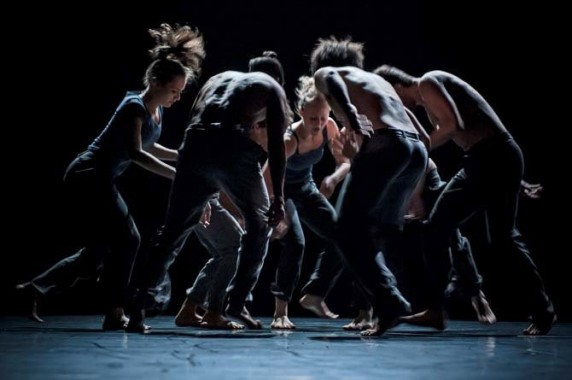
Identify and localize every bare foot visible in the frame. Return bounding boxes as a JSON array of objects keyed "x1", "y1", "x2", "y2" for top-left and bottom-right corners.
[
  {"x1": 125, "y1": 309, "x2": 151, "y2": 334},
  {"x1": 30, "y1": 298, "x2": 43, "y2": 323},
  {"x1": 343, "y1": 308, "x2": 373, "y2": 331},
  {"x1": 15, "y1": 282, "x2": 43, "y2": 323},
  {"x1": 125, "y1": 322, "x2": 151, "y2": 333},
  {"x1": 523, "y1": 312, "x2": 557, "y2": 336},
  {"x1": 361, "y1": 315, "x2": 401, "y2": 337},
  {"x1": 299, "y1": 294, "x2": 339, "y2": 319},
  {"x1": 175, "y1": 299, "x2": 203, "y2": 327},
  {"x1": 400, "y1": 309, "x2": 448, "y2": 331},
  {"x1": 227, "y1": 306, "x2": 263, "y2": 329},
  {"x1": 102, "y1": 314, "x2": 129, "y2": 331},
  {"x1": 200, "y1": 311, "x2": 244, "y2": 330},
  {"x1": 471, "y1": 291, "x2": 496, "y2": 324},
  {"x1": 271, "y1": 315, "x2": 296, "y2": 329}
]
